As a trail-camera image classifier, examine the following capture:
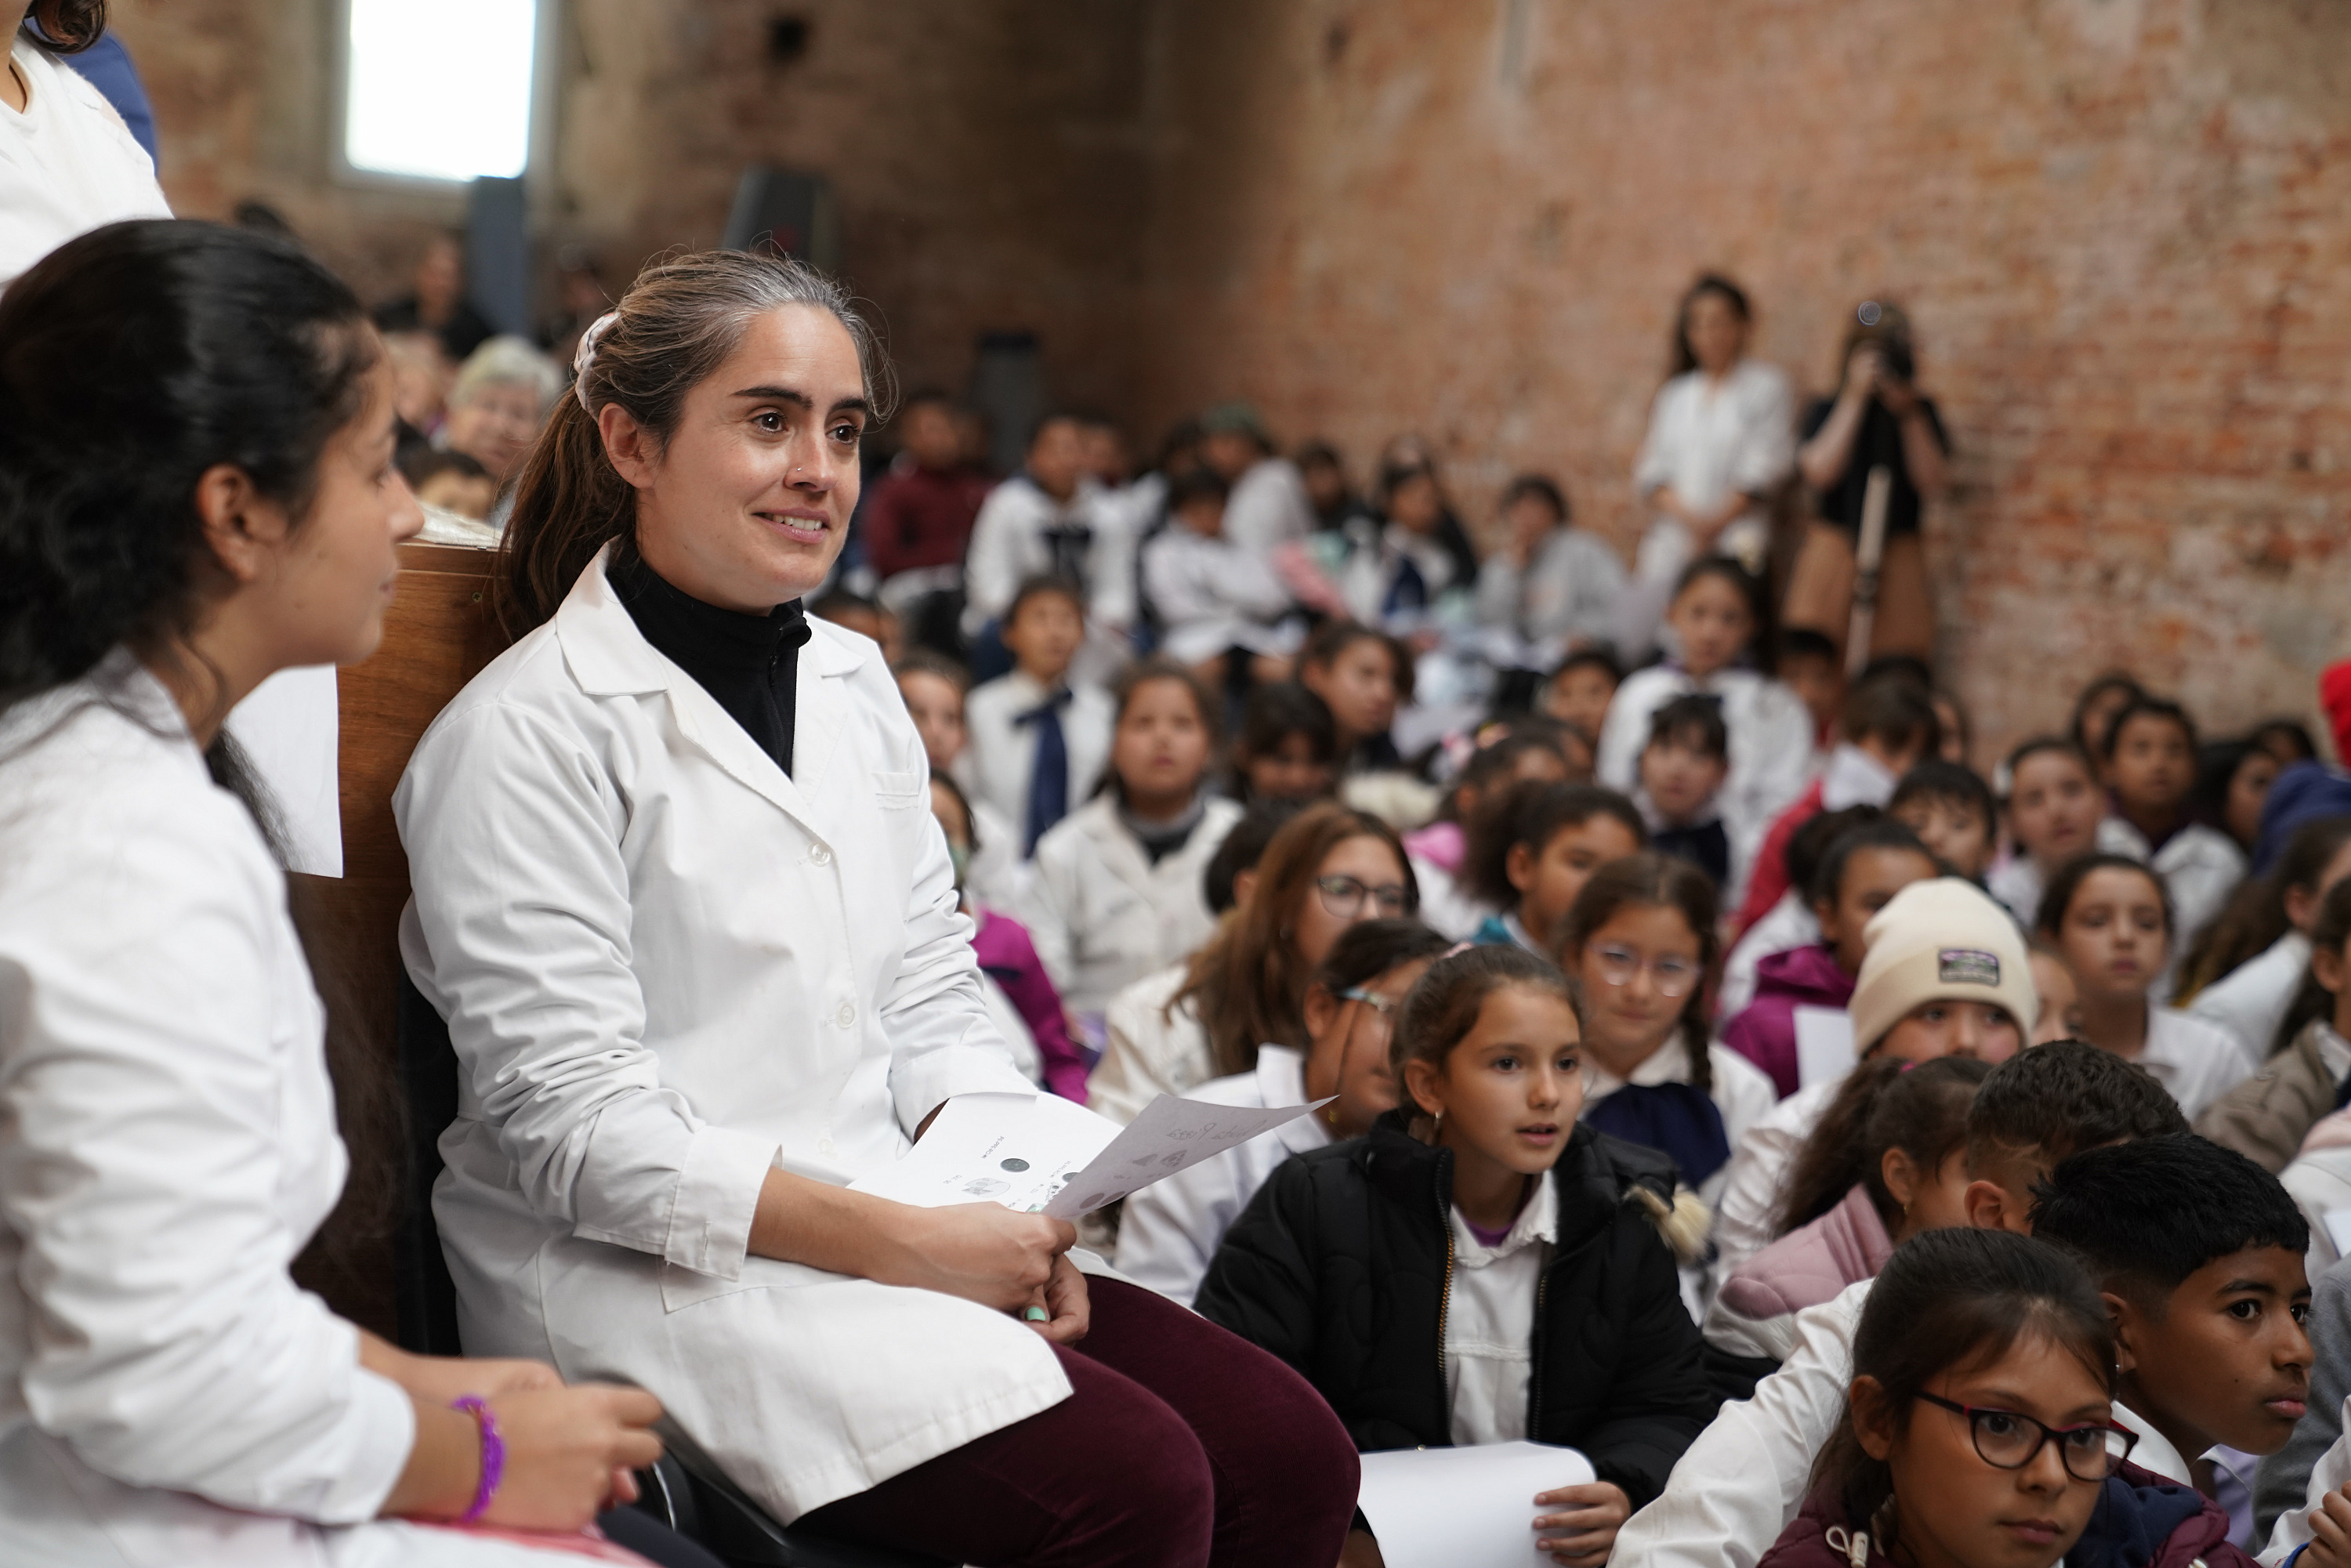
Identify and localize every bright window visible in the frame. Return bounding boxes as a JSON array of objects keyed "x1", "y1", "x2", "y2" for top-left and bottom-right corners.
[{"x1": 342, "y1": 0, "x2": 539, "y2": 183}]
